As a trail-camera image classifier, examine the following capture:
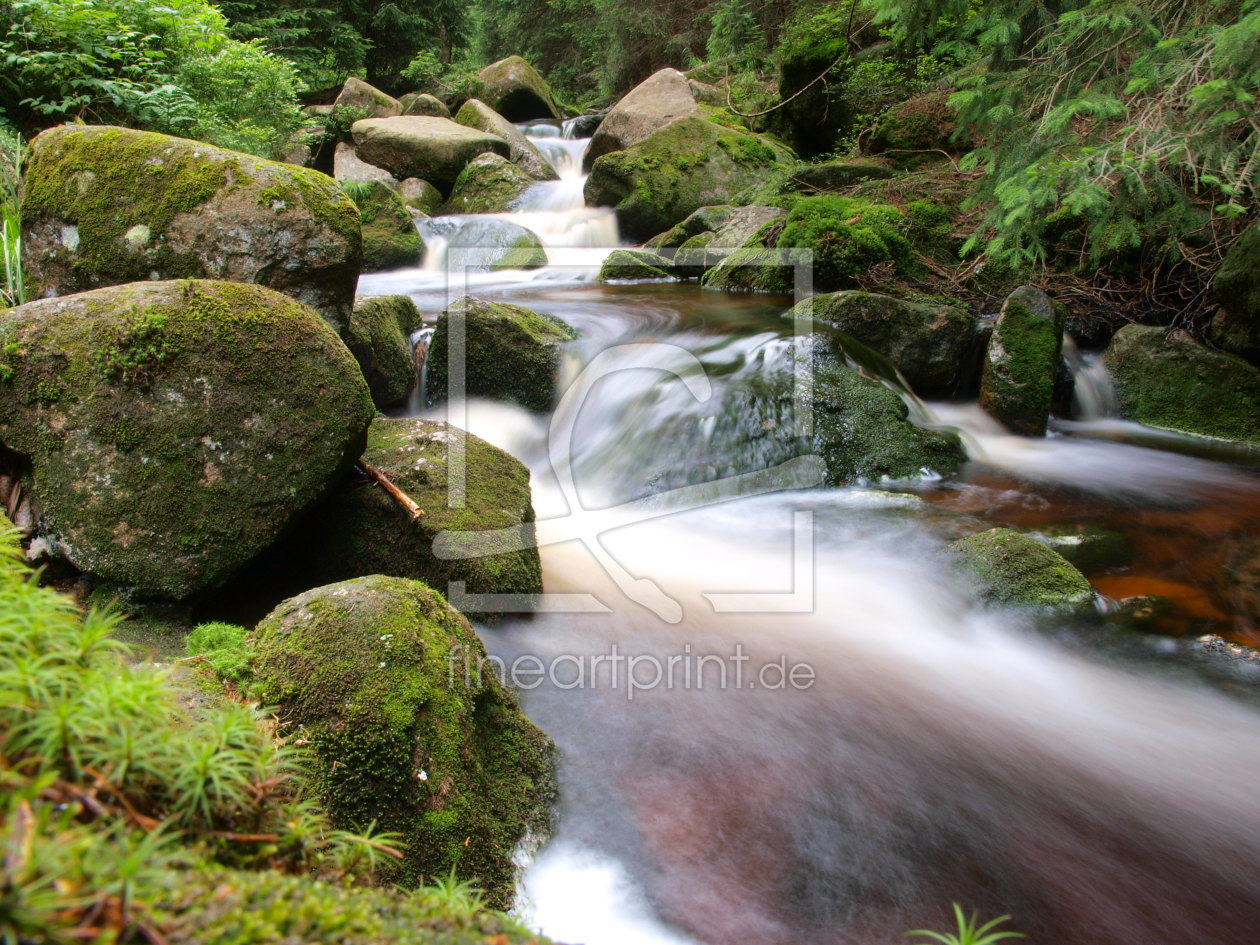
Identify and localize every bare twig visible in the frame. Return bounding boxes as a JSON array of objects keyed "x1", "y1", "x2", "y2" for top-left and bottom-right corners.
[{"x1": 356, "y1": 461, "x2": 424, "y2": 520}]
